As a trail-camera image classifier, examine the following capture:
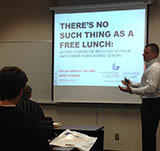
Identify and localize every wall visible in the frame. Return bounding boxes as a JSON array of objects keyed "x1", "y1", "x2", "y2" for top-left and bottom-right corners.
[
  {"x1": 0, "y1": 0, "x2": 160, "y2": 150},
  {"x1": 0, "y1": 0, "x2": 52, "y2": 102}
]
